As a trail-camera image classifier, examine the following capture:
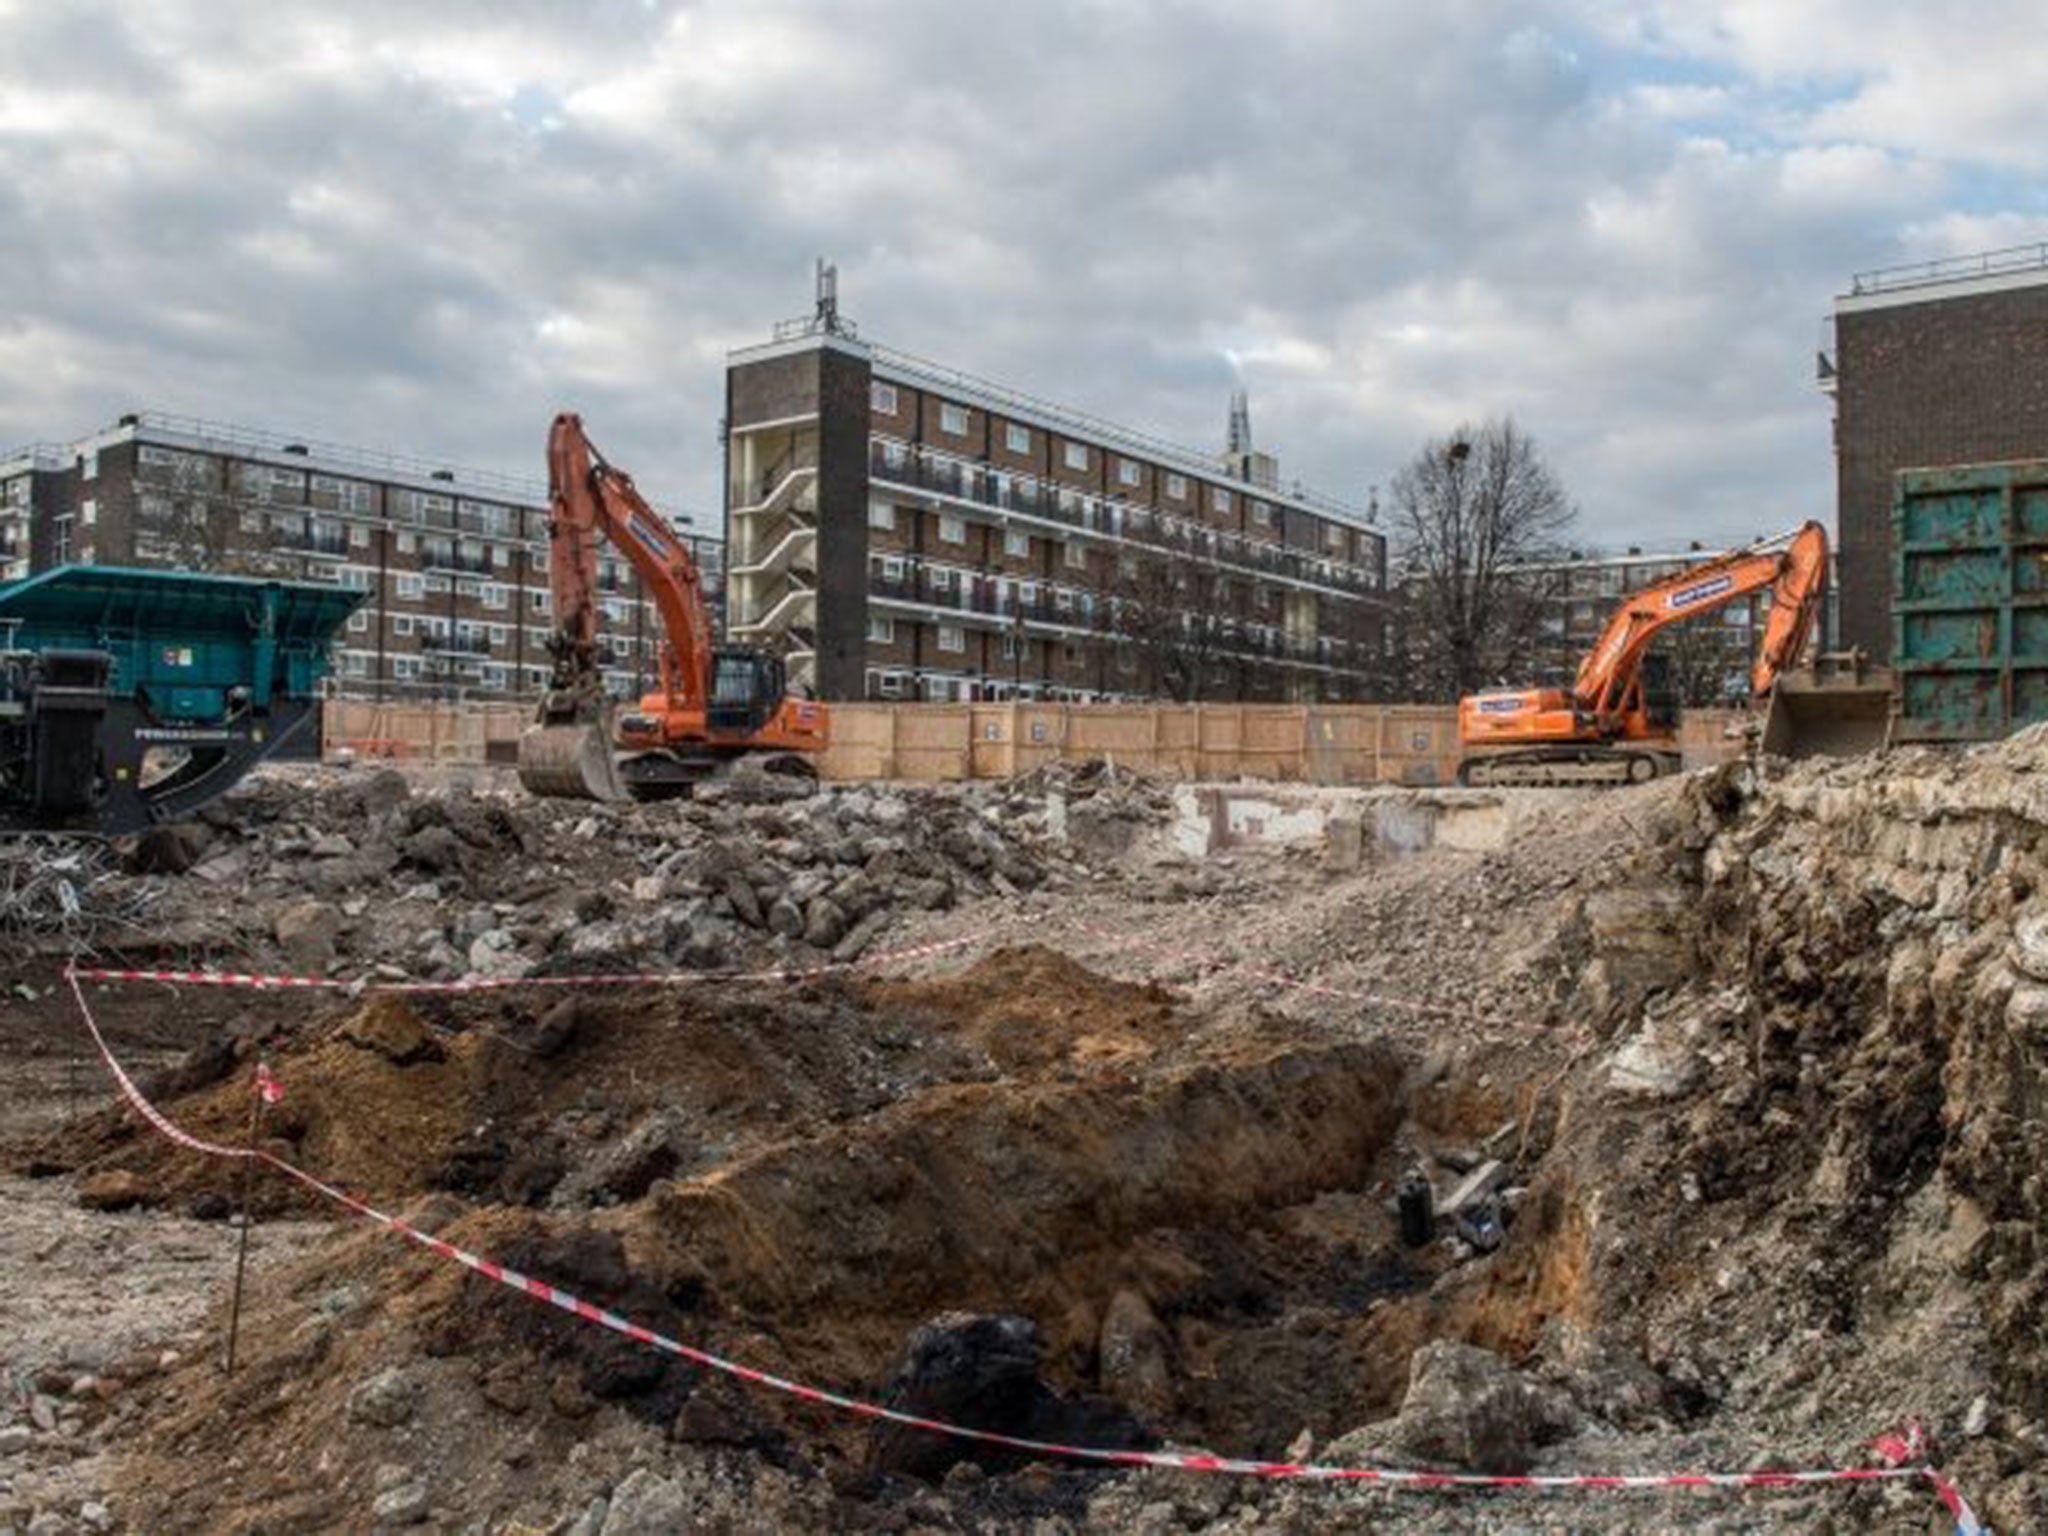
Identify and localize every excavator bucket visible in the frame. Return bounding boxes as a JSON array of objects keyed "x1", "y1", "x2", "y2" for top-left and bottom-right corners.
[
  {"x1": 1761, "y1": 655, "x2": 1894, "y2": 760},
  {"x1": 516, "y1": 702, "x2": 631, "y2": 803}
]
